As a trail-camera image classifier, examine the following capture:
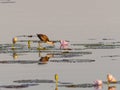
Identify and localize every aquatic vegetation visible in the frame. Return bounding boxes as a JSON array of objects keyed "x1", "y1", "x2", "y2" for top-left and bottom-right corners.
[
  {"x1": 0, "y1": 84, "x2": 38, "y2": 89},
  {"x1": 59, "y1": 83, "x2": 95, "y2": 88},
  {"x1": 14, "y1": 79, "x2": 55, "y2": 83},
  {"x1": 71, "y1": 42, "x2": 120, "y2": 49},
  {"x1": 0, "y1": 60, "x2": 38, "y2": 64},
  {"x1": 50, "y1": 59, "x2": 95, "y2": 63}
]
